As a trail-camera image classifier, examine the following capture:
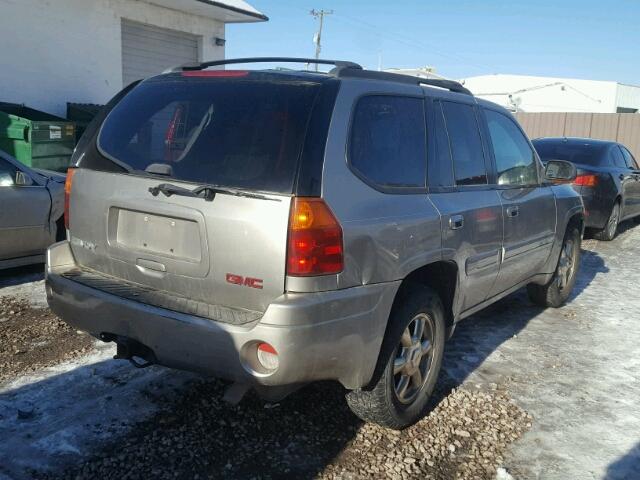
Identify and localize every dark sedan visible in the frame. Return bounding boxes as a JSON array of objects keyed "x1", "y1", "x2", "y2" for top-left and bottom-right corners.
[{"x1": 533, "y1": 137, "x2": 640, "y2": 241}]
